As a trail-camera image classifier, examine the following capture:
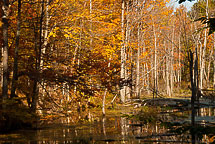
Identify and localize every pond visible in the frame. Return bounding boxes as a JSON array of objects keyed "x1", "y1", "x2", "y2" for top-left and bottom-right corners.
[{"x1": 0, "y1": 105, "x2": 215, "y2": 144}]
